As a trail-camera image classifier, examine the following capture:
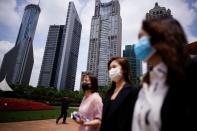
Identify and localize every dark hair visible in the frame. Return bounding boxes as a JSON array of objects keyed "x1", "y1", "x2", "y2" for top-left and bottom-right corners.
[
  {"x1": 83, "y1": 73, "x2": 98, "y2": 93},
  {"x1": 108, "y1": 57, "x2": 132, "y2": 84},
  {"x1": 142, "y1": 18, "x2": 190, "y2": 86}
]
